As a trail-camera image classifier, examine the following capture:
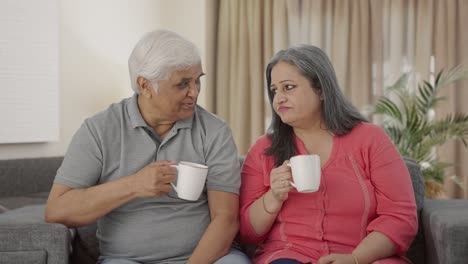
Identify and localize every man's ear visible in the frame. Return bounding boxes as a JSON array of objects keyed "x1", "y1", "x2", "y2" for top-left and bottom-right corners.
[{"x1": 137, "y1": 76, "x2": 152, "y2": 98}]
